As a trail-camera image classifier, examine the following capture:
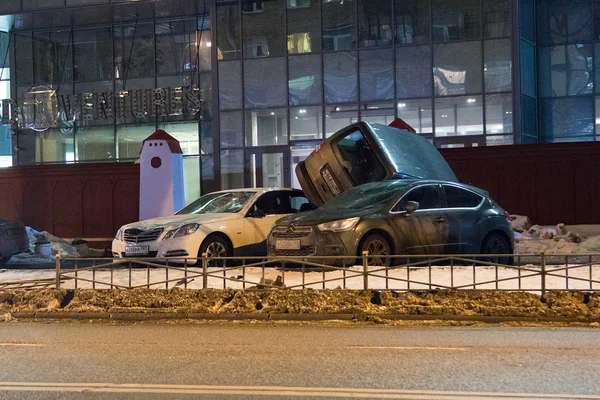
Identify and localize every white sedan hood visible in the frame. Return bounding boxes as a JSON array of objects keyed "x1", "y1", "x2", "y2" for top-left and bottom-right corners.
[{"x1": 121, "y1": 213, "x2": 240, "y2": 231}]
